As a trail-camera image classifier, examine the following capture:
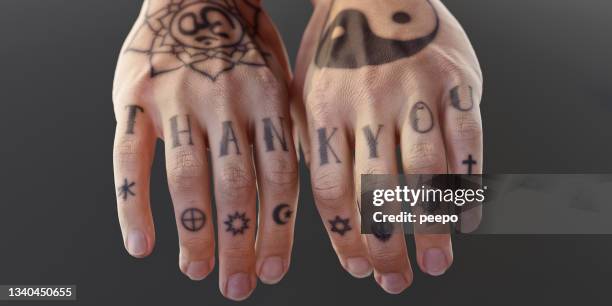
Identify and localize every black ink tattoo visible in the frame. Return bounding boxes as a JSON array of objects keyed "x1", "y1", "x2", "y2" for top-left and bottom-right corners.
[
  {"x1": 117, "y1": 178, "x2": 136, "y2": 200},
  {"x1": 315, "y1": 0, "x2": 439, "y2": 69},
  {"x1": 450, "y1": 85, "x2": 474, "y2": 111},
  {"x1": 329, "y1": 216, "x2": 352, "y2": 236},
  {"x1": 126, "y1": 105, "x2": 144, "y2": 134},
  {"x1": 220, "y1": 121, "x2": 241, "y2": 156},
  {"x1": 272, "y1": 203, "x2": 293, "y2": 225},
  {"x1": 318, "y1": 128, "x2": 341, "y2": 165},
  {"x1": 181, "y1": 208, "x2": 206, "y2": 232},
  {"x1": 224, "y1": 211, "x2": 250, "y2": 236},
  {"x1": 363, "y1": 125, "x2": 383, "y2": 159},
  {"x1": 126, "y1": 0, "x2": 267, "y2": 81},
  {"x1": 410, "y1": 101, "x2": 434, "y2": 133},
  {"x1": 263, "y1": 117, "x2": 288, "y2": 152},
  {"x1": 462, "y1": 154, "x2": 477, "y2": 175},
  {"x1": 170, "y1": 115, "x2": 194, "y2": 148},
  {"x1": 371, "y1": 222, "x2": 393, "y2": 242}
]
